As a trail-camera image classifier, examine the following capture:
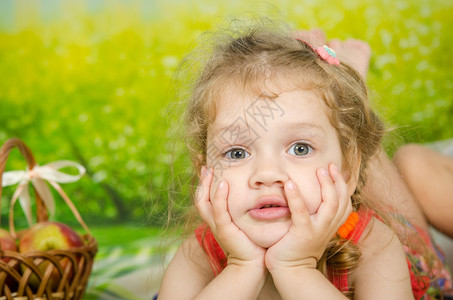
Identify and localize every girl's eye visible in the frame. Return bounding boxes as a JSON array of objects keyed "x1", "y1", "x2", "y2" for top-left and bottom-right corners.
[
  {"x1": 225, "y1": 148, "x2": 250, "y2": 160},
  {"x1": 288, "y1": 143, "x2": 312, "y2": 156}
]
